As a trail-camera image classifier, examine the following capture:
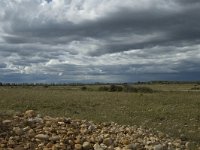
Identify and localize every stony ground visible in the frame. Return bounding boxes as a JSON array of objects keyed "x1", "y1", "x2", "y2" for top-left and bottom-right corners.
[{"x1": 0, "y1": 110, "x2": 195, "y2": 150}]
